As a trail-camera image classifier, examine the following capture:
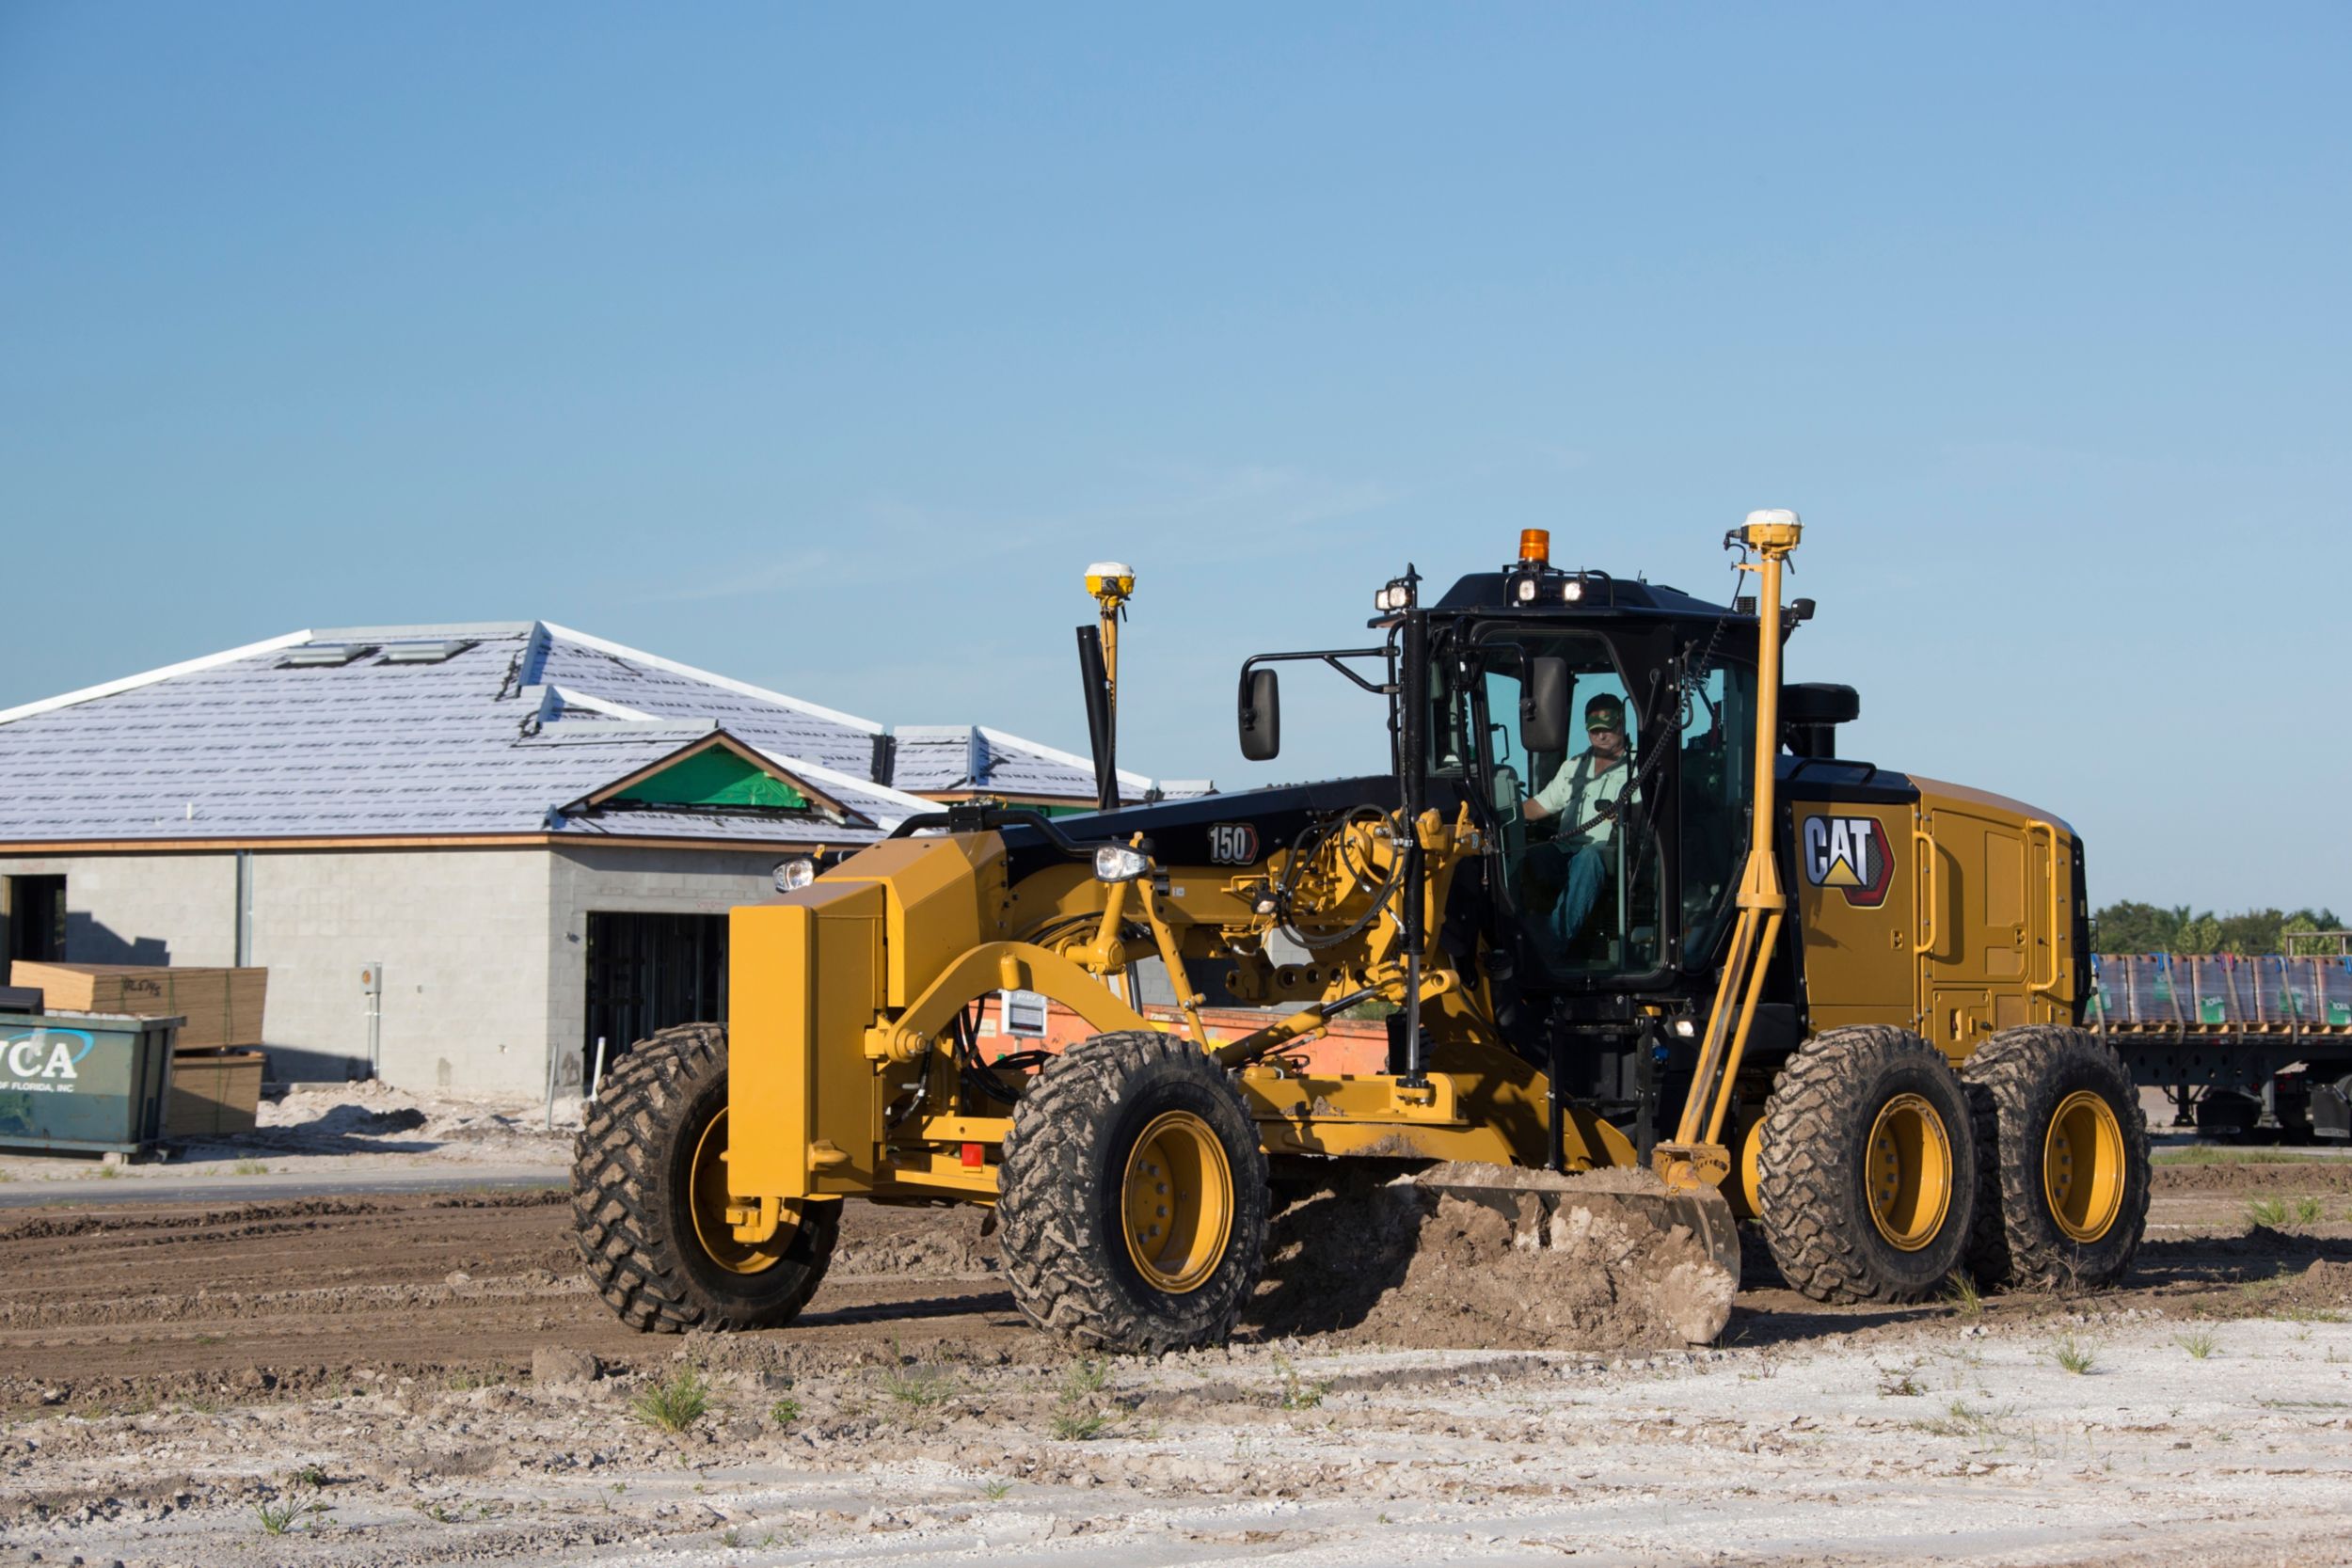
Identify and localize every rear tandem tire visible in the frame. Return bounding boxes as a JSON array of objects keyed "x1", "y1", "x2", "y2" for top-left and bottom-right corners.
[
  {"x1": 1758, "y1": 1025, "x2": 1979, "y2": 1304},
  {"x1": 1963, "y1": 1025, "x2": 2150, "y2": 1291},
  {"x1": 997, "y1": 1030, "x2": 1269, "y2": 1354},
  {"x1": 571, "y1": 1022, "x2": 838, "y2": 1333}
]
